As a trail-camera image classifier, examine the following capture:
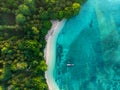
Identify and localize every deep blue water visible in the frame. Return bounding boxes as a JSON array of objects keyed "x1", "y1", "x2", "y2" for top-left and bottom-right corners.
[{"x1": 54, "y1": 0, "x2": 120, "y2": 90}]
